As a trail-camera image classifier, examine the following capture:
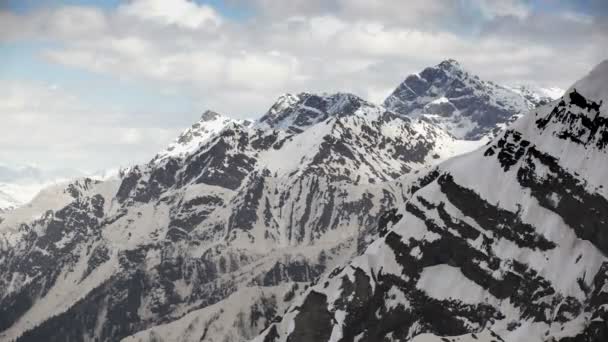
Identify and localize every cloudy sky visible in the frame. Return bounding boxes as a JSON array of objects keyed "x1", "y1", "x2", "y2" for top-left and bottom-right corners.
[{"x1": 1, "y1": 0, "x2": 606, "y2": 171}]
